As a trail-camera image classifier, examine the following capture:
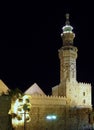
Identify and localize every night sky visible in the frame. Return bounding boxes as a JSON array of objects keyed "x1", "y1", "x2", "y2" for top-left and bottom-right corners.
[{"x1": 1, "y1": 1, "x2": 94, "y2": 104}]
